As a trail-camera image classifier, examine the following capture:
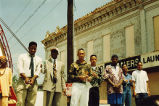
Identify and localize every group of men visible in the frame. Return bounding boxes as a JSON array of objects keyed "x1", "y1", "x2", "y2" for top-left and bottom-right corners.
[
  {"x1": 16, "y1": 41, "x2": 66, "y2": 106},
  {"x1": 15, "y1": 41, "x2": 151, "y2": 106},
  {"x1": 104, "y1": 56, "x2": 150, "y2": 106}
]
